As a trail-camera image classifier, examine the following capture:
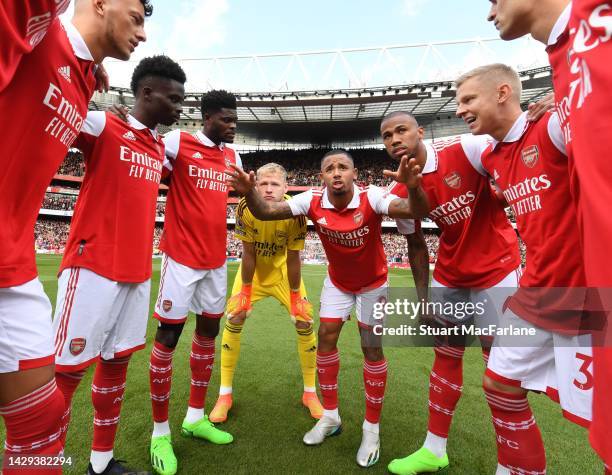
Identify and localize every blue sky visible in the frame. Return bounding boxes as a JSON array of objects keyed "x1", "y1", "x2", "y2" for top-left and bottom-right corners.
[{"x1": 63, "y1": 1, "x2": 548, "y2": 91}]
